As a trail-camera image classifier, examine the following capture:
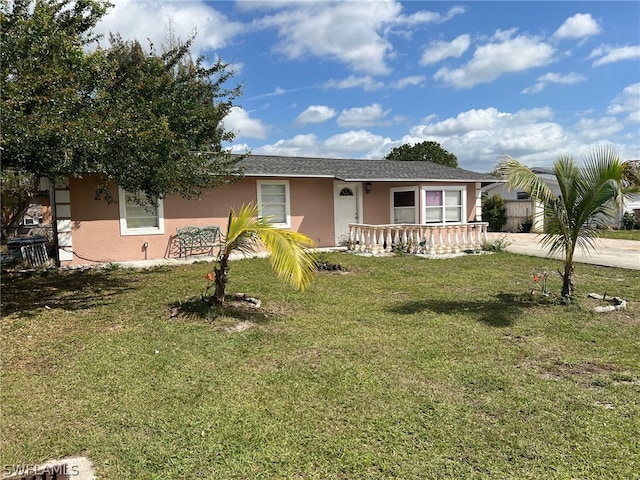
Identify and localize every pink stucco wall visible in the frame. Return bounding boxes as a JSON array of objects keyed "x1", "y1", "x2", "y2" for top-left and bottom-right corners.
[
  {"x1": 361, "y1": 181, "x2": 478, "y2": 225},
  {"x1": 66, "y1": 176, "x2": 337, "y2": 265},
  {"x1": 65, "y1": 176, "x2": 481, "y2": 265}
]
